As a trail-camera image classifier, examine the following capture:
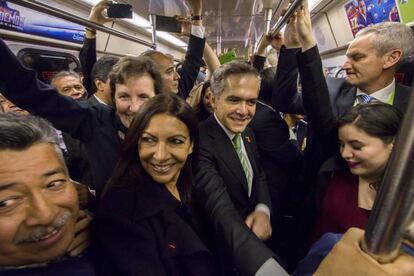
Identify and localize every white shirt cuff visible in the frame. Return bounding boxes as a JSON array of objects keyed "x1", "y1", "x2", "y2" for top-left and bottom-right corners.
[
  {"x1": 255, "y1": 258, "x2": 288, "y2": 276},
  {"x1": 191, "y1": 25, "x2": 205, "y2": 39},
  {"x1": 255, "y1": 203, "x2": 271, "y2": 219}
]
